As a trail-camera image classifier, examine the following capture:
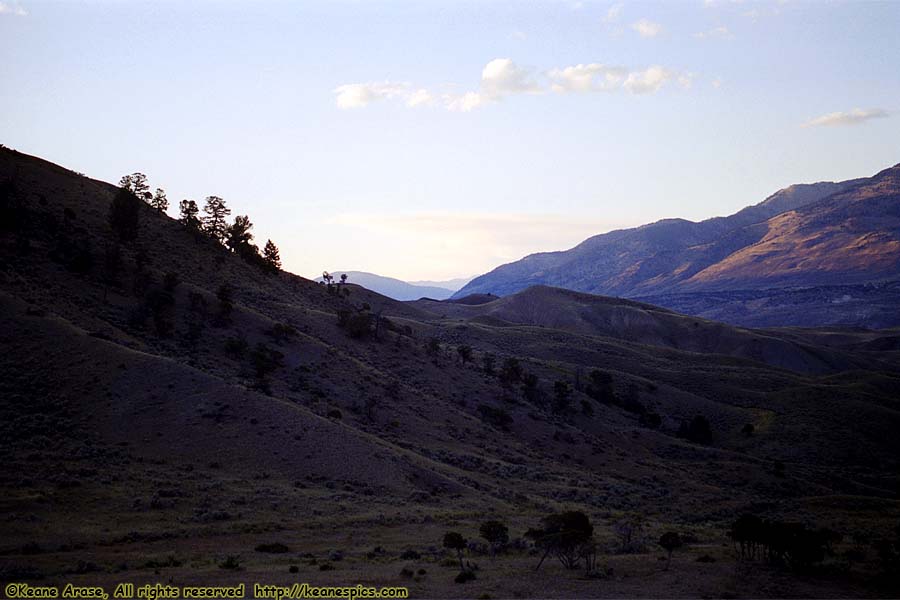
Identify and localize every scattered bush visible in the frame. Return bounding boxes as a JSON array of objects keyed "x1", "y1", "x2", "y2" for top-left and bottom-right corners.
[
  {"x1": 728, "y1": 514, "x2": 842, "y2": 572},
  {"x1": 658, "y1": 532, "x2": 683, "y2": 571},
  {"x1": 525, "y1": 511, "x2": 595, "y2": 573},
  {"x1": 443, "y1": 532, "x2": 468, "y2": 570},
  {"x1": 454, "y1": 570, "x2": 476, "y2": 584},
  {"x1": 477, "y1": 404, "x2": 512, "y2": 431},
  {"x1": 639, "y1": 412, "x2": 662, "y2": 429},
  {"x1": 337, "y1": 309, "x2": 373, "y2": 339},
  {"x1": 219, "y1": 555, "x2": 241, "y2": 570},
  {"x1": 480, "y1": 520, "x2": 509, "y2": 557},
  {"x1": 678, "y1": 415, "x2": 712, "y2": 445}
]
